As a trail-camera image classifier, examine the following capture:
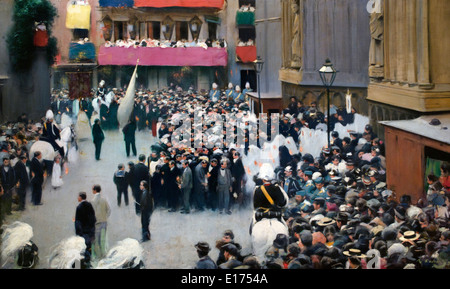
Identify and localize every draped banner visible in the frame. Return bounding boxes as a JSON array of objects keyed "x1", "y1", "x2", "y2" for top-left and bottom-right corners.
[
  {"x1": 99, "y1": 0, "x2": 134, "y2": 7},
  {"x1": 117, "y1": 63, "x2": 138, "y2": 128},
  {"x1": 66, "y1": 4, "x2": 91, "y2": 30},
  {"x1": 236, "y1": 46, "x2": 257, "y2": 63},
  {"x1": 67, "y1": 72, "x2": 92, "y2": 100},
  {"x1": 69, "y1": 42, "x2": 96, "y2": 63},
  {"x1": 134, "y1": 0, "x2": 224, "y2": 8},
  {"x1": 236, "y1": 11, "x2": 255, "y2": 26},
  {"x1": 98, "y1": 46, "x2": 228, "y2": 67}
]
